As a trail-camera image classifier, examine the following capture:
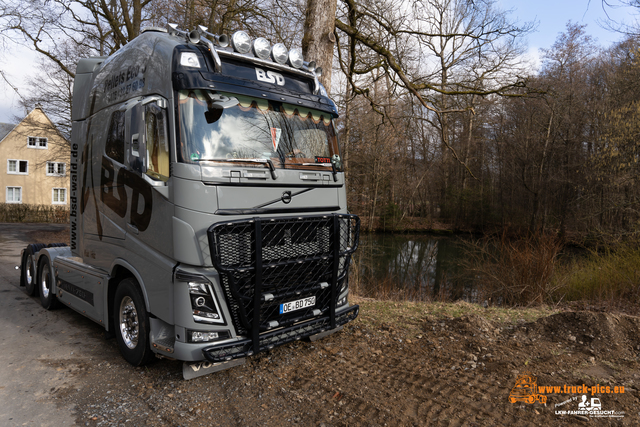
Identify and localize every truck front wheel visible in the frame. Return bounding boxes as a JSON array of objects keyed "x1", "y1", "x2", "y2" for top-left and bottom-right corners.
[{"x1": 113, "y1": 279, "x2": 154, "y2": 366}]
